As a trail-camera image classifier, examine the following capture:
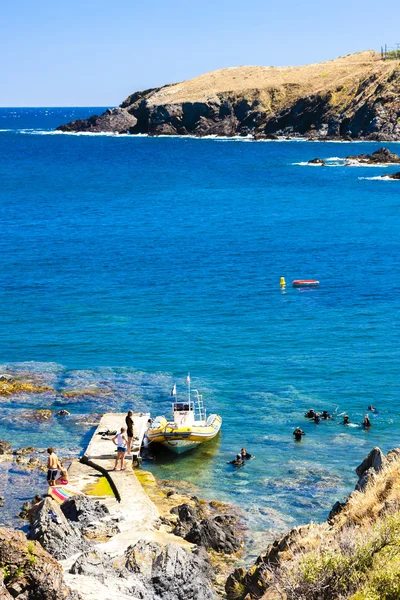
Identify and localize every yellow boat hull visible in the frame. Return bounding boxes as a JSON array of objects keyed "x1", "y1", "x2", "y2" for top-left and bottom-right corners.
[{"x1": 147, "y1": 414, "x2": 222, "y2": 454}]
